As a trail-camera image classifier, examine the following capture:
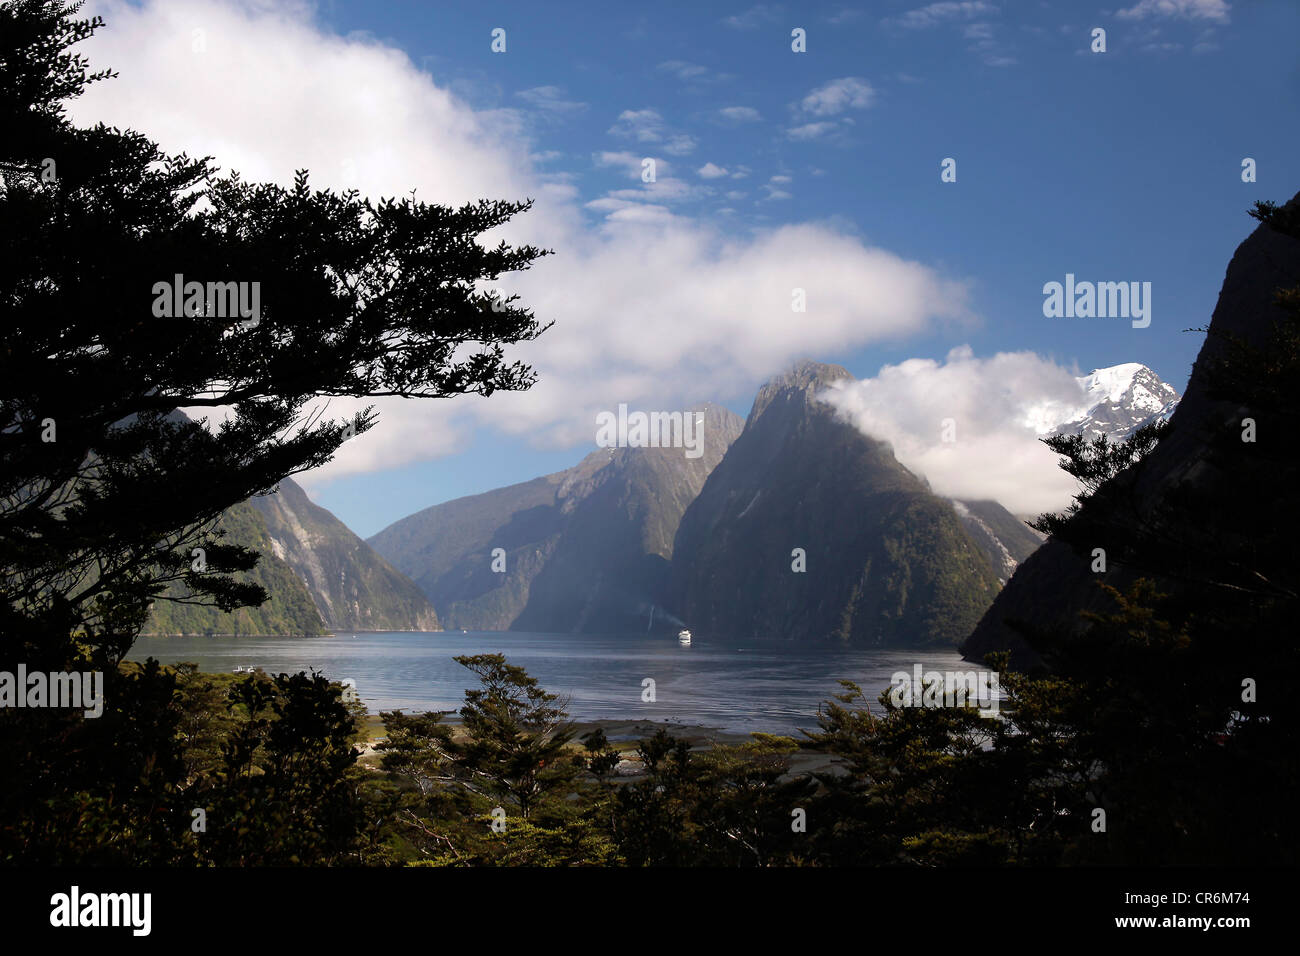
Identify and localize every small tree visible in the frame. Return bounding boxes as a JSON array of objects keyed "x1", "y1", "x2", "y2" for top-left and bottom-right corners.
[{"x1": 451, "y1": 654, "x2": 575, "y2": 820}]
